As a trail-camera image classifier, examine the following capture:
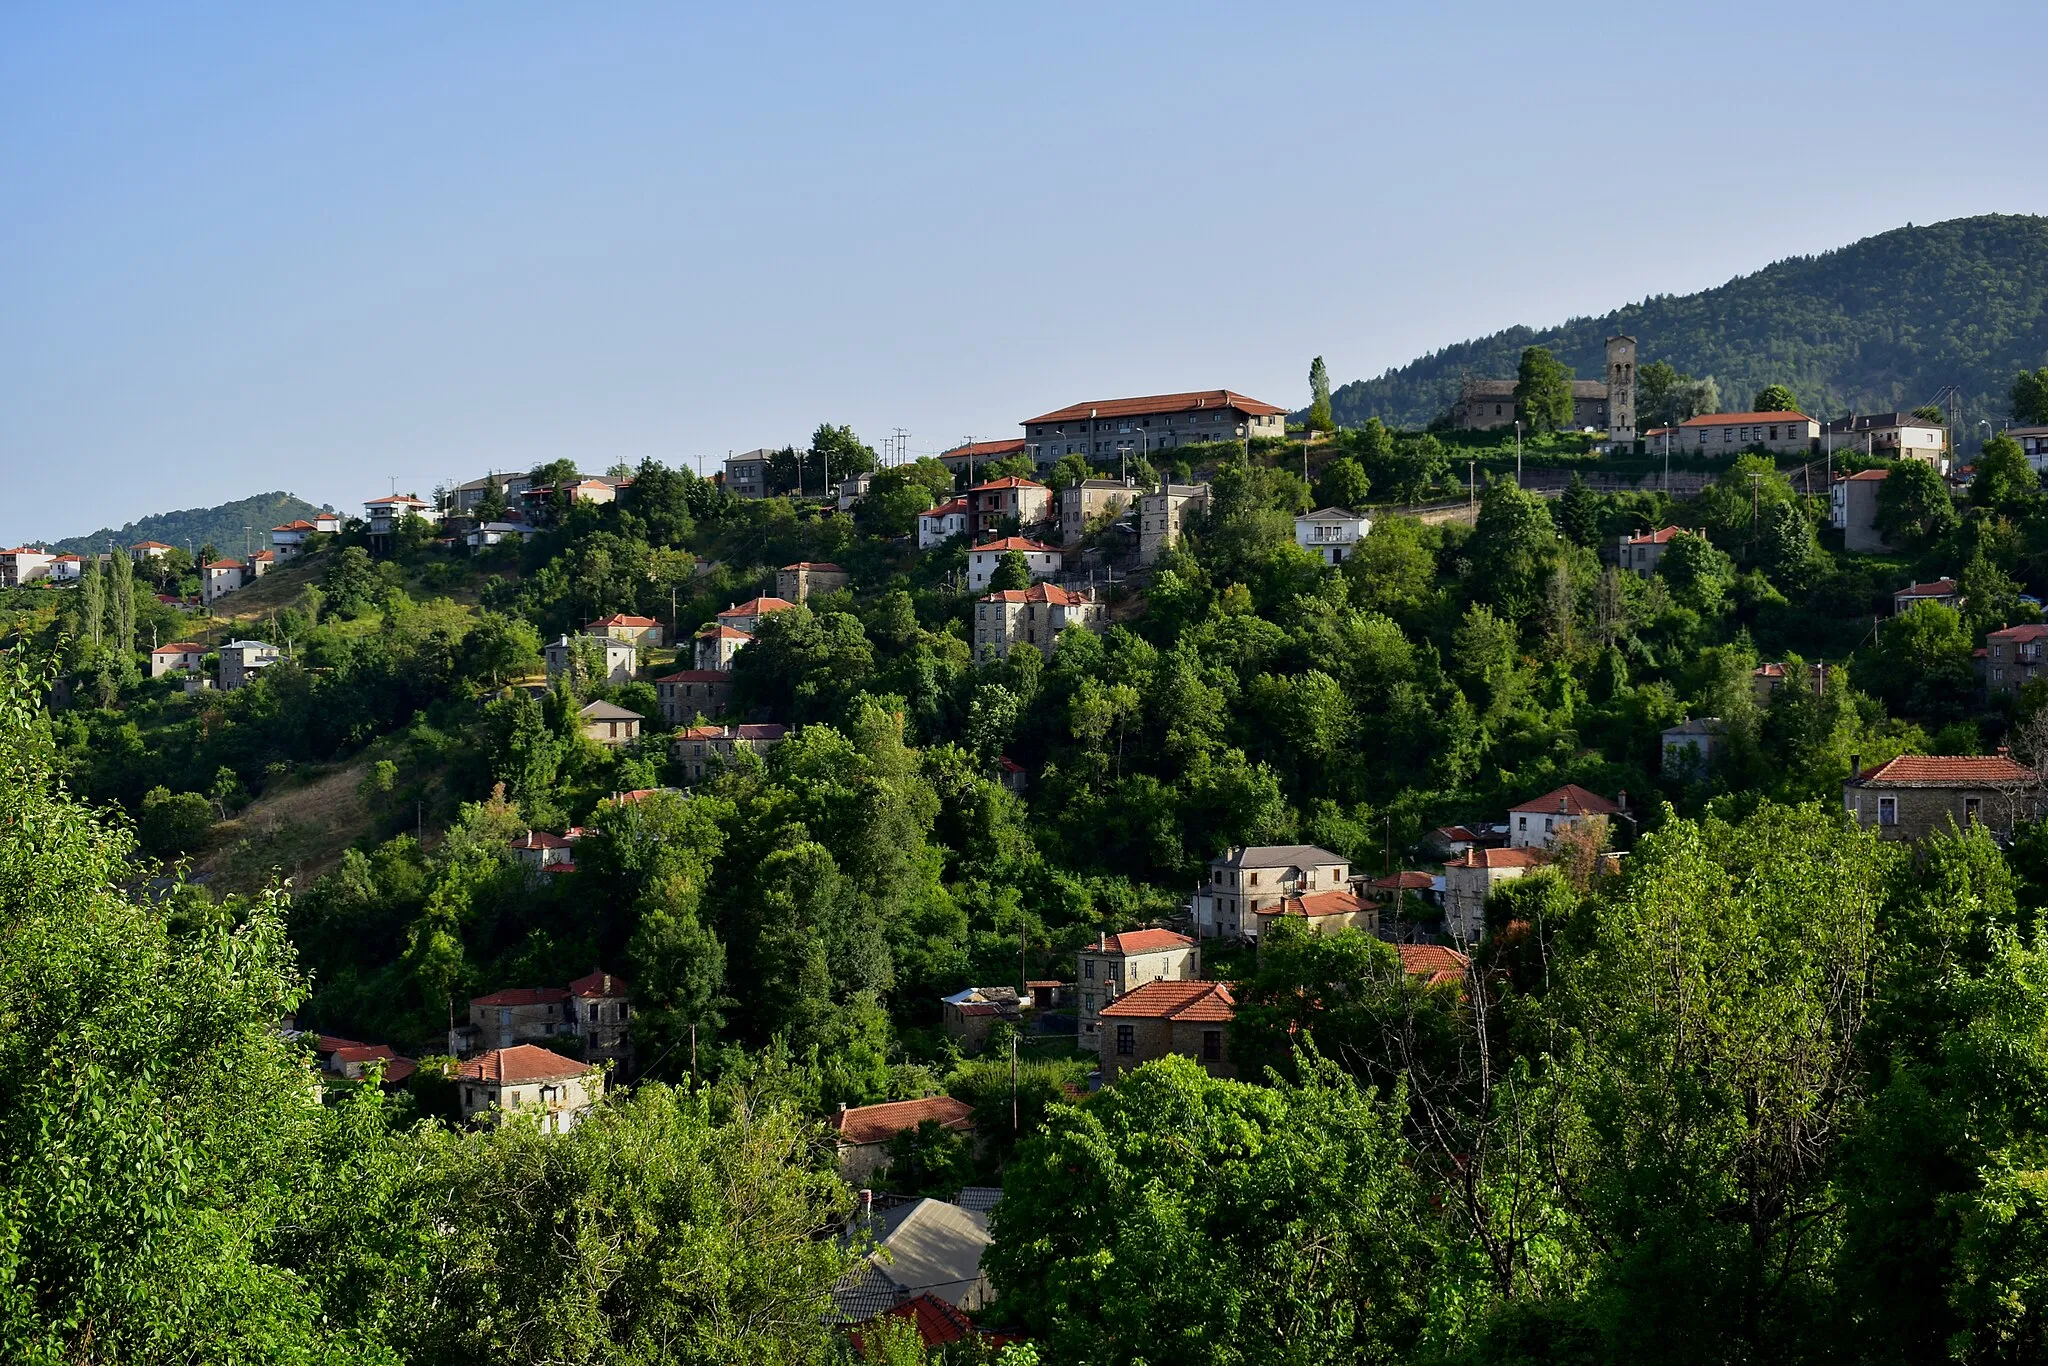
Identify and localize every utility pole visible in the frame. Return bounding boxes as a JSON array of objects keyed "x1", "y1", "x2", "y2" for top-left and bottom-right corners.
[
  {"x1": 1468, "y1": 460, "x2": 1475, "y2": 508},
  {"x1": 1514, "y1": 421, "x2": 1523, "y2": 488},
  {"x1": 1010, "y1": 1033, "x2": 1019, "y2": 1136}
]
